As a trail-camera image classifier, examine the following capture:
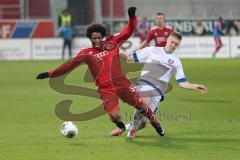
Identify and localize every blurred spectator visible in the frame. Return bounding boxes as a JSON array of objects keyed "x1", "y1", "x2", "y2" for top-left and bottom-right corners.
[
  {"x1": 138, "y1": 12, "x2": 173, "y2": 49},
  {"x1": 226, "y1": 20, "x2": 239, "y2": 36},
  {"x1": 136, "y1": 16, "x2": 151, "y2": 43},
  {"x1": 58, "y1": 9, "x2": 73, "y2": 60},
  {"x1": 58, "y1": 9, "x2": 73, "y2": 27},
  {"x1": 212, "y1": 17, "x2": 224, "y2": 58},
  {"x1": 193, "y1": 22, "x2": 205, "y2": 36}
]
